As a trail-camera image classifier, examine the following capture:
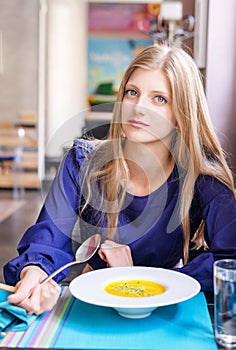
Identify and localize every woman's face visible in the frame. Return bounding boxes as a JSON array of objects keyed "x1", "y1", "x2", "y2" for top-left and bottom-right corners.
[{"x1": 121, "y1": 68, "x2": 176, "y2": 145}]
